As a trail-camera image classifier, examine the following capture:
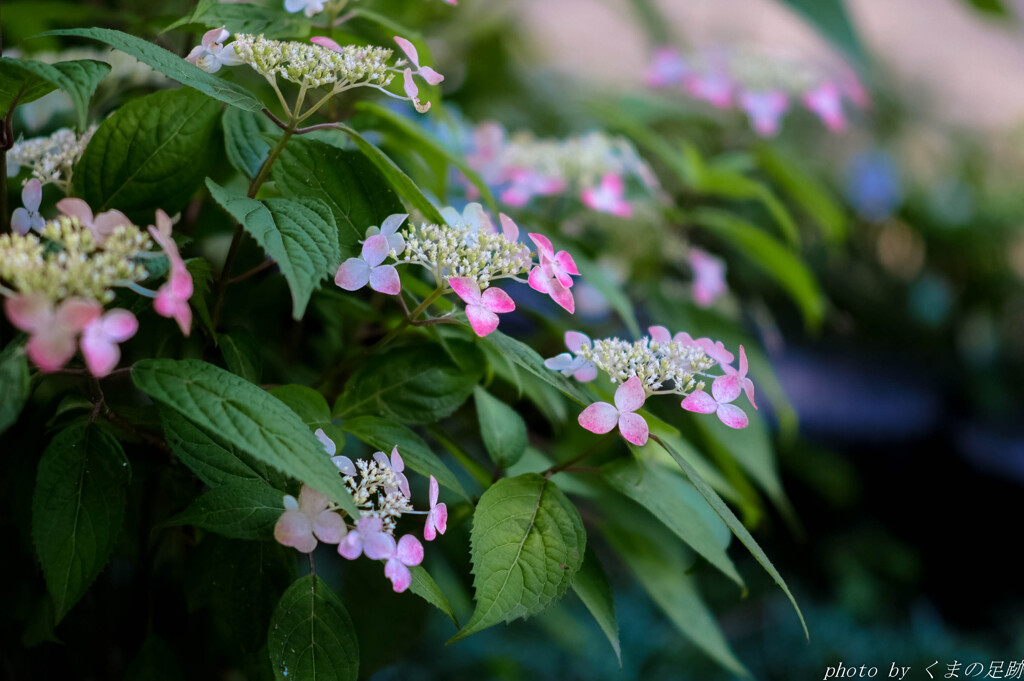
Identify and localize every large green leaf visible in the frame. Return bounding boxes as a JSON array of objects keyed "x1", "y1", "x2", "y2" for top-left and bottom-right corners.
[
  {"x1": 177, "y1": 2, "x2": 311, "y2": 38},
  {"x1": 220, "y1": 329, "x2": 263, "y2": 383},
  {"x1": 602, "y1": 523, "x2": 749, "y2": 676},
  {"x1": 334, "y1": 341, "x2": 484, "y2": 426},
  {"x1": 692, "y1": 208, "x2": 826, "y2": 330},
  {"x1": 474, "y1": 386, "x2": 527, "y2": 468},
  {"x1": 272, "y1": 136, "x2": 405, "y2": 258},
  {"x1": 207, "y1": 179, "x2": 341, "y2": 319},
  {"x1": 409, "y1": 565, "x2": 459, "y2": 627},
  {"x1": 775, "y1": 0, "x2": 869, "y2": 67},
  {"x1": 268, "y1": 576, "x2": 359, "y2": 681},
  {"x1": 449, "y1": 474, "x2": 586, "y2": 642},
  {"x1": 223, "y1": 107, "x2": 277, "y2": 180},
  {"x1": 31, "y1": 422, "x2": 130, "y2": 622},
  {"x1": 0, "y1": 57, "x2": 110, "y2": 126},
  {"x1": 0, "y1": 339, "x2": 31, "y2": 434},
  {"x1": 77, "y1": 88, "x2": 221, "y2": 223},
  {"x1": 572, "y1": 545, "x2": 621, "y2": 666},
  {"x1": 341, "y1": 415, "x2": 467, "y2": 500},
  {"x1": 268, "y1": 384, "x2": 345, "y2": 446},
  {"x1": 484, "y1": 330, "x2": 590, "y2": 406},
  {"x1": 653, "y1": 434, "x2": 807, "y2": 637},
  {"x1": 42, "y1": 28, "x2": 263, "y2": 111},
  {"x1": 133, "y1": 359, "x2": 358, "y2": 516},
  {"x1": 164, "y1": 479, "x2": 284, "y2": 540},
  {"x1": 604, "y1": 457, "x2": 743, "y2": 589},
  {"x1": 332, "y1": 123, "x2": 444, "y2": 224},
  {"x1": 756, "y1": 144, "x2": 848, "y2": 243}
]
